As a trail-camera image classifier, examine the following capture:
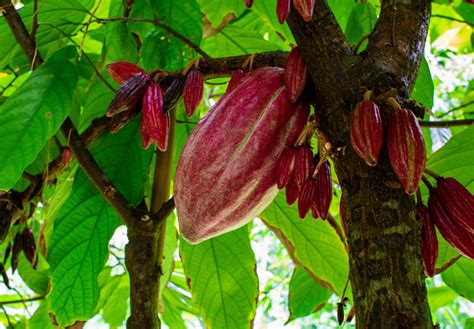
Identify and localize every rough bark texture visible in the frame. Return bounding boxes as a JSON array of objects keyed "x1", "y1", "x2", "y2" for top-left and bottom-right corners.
[{"x1": 287, "y1": 0, "x2": 433, "y2": 327}]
